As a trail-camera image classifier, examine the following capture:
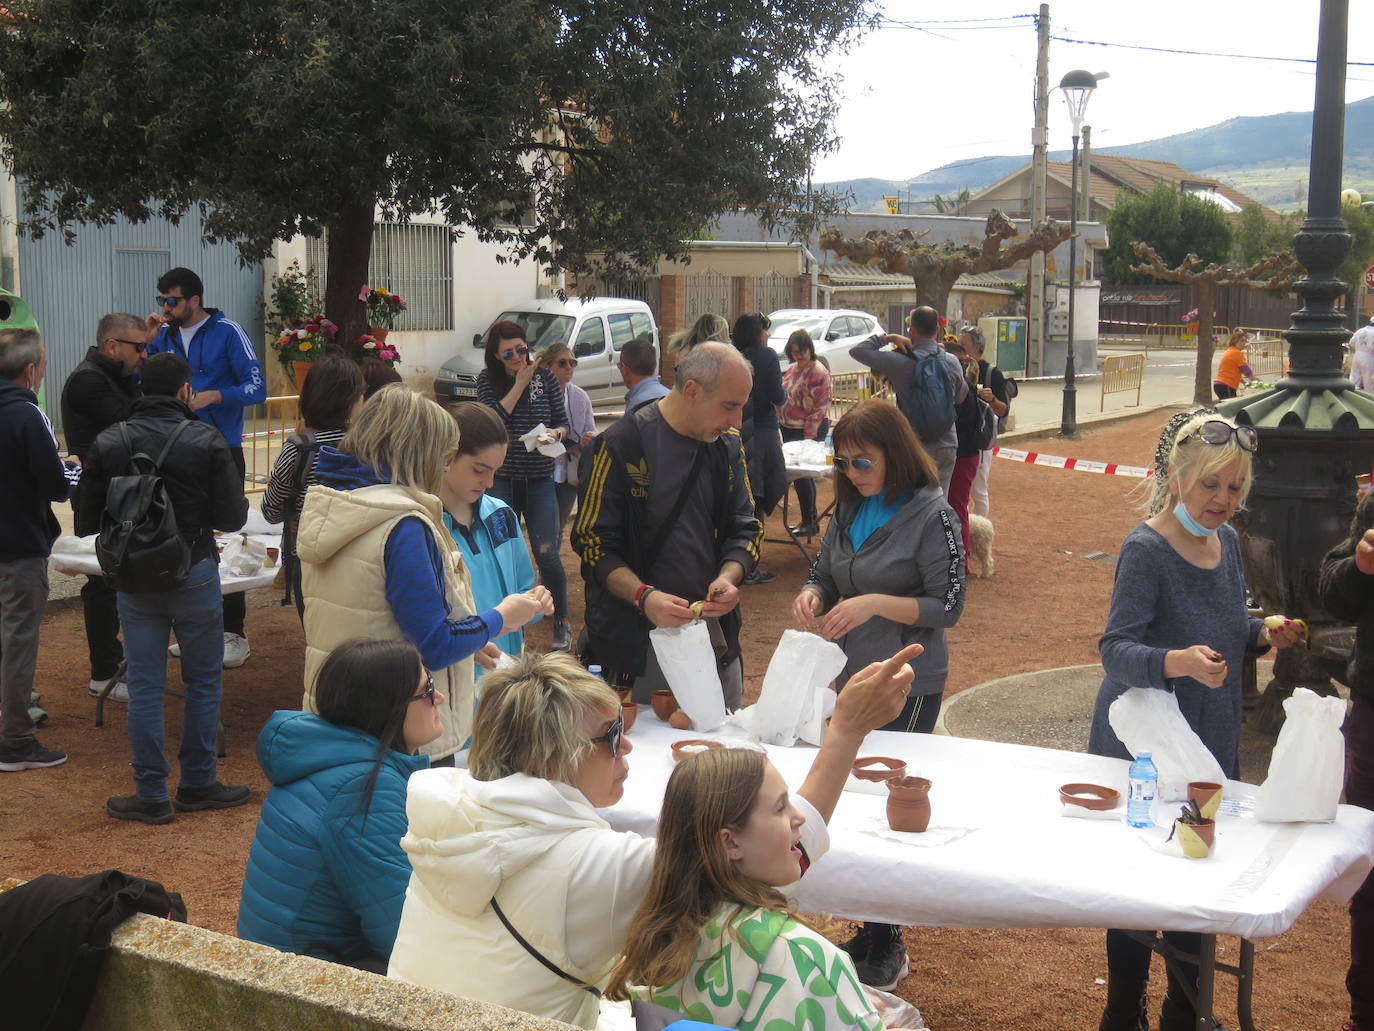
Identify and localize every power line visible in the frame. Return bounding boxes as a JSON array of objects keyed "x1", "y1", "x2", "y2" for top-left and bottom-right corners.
[
  {"x1": 877, "y1": 13, "x2": 1035, "y2": 25},
  {"x1": 1053, "y1": 35, "x2": 1374, "y2": 66}
]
